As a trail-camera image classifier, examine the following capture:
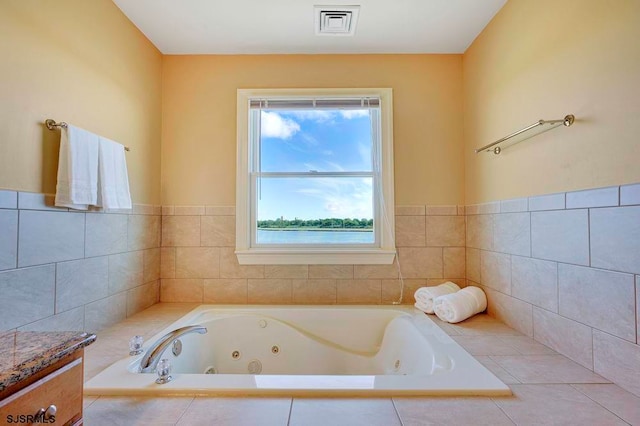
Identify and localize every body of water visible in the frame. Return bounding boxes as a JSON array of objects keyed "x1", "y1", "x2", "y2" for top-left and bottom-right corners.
[{"x1": 257, "y1": 229, "x2": 374, "y2": 244}]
